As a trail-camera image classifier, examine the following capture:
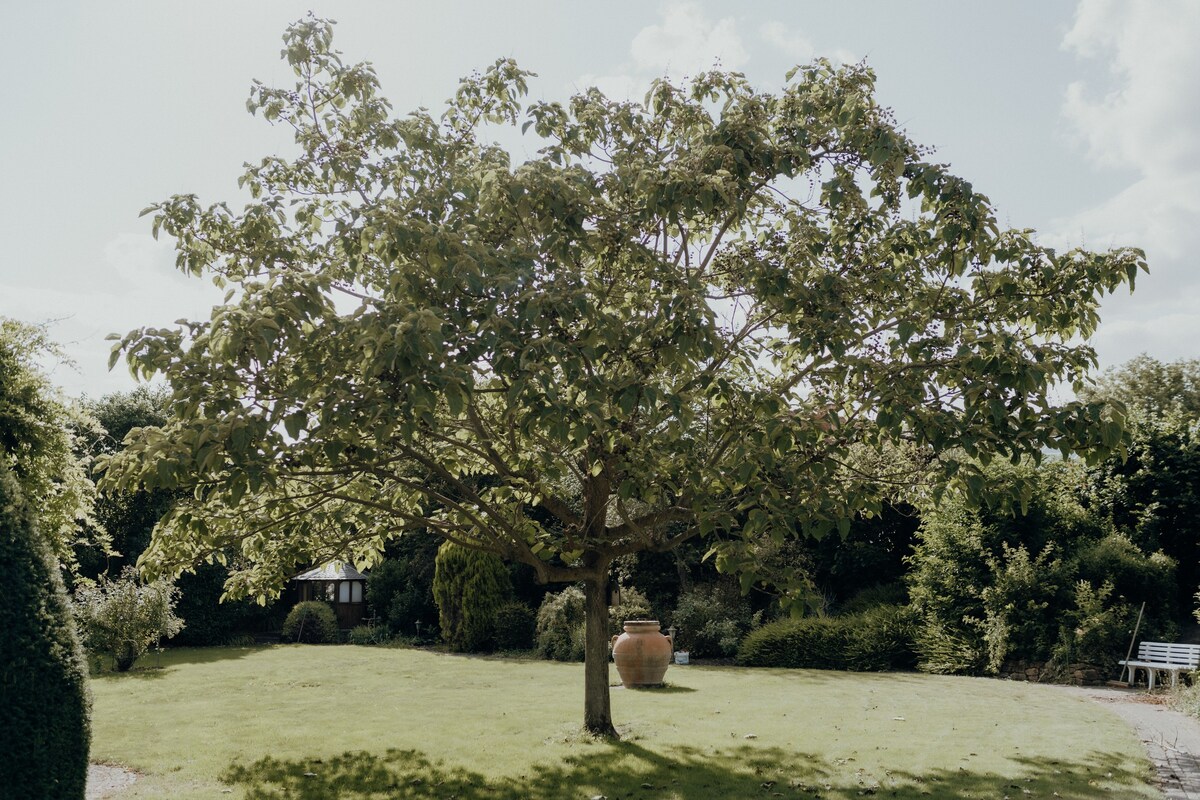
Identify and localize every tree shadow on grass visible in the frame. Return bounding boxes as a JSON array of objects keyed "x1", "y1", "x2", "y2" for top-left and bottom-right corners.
[
  {"x1": 224, "y1": 741, "x2": 1151, "y2": 799},
  {"x1": 95, "y1": 646, "x2": 268, "y2": 680}
]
